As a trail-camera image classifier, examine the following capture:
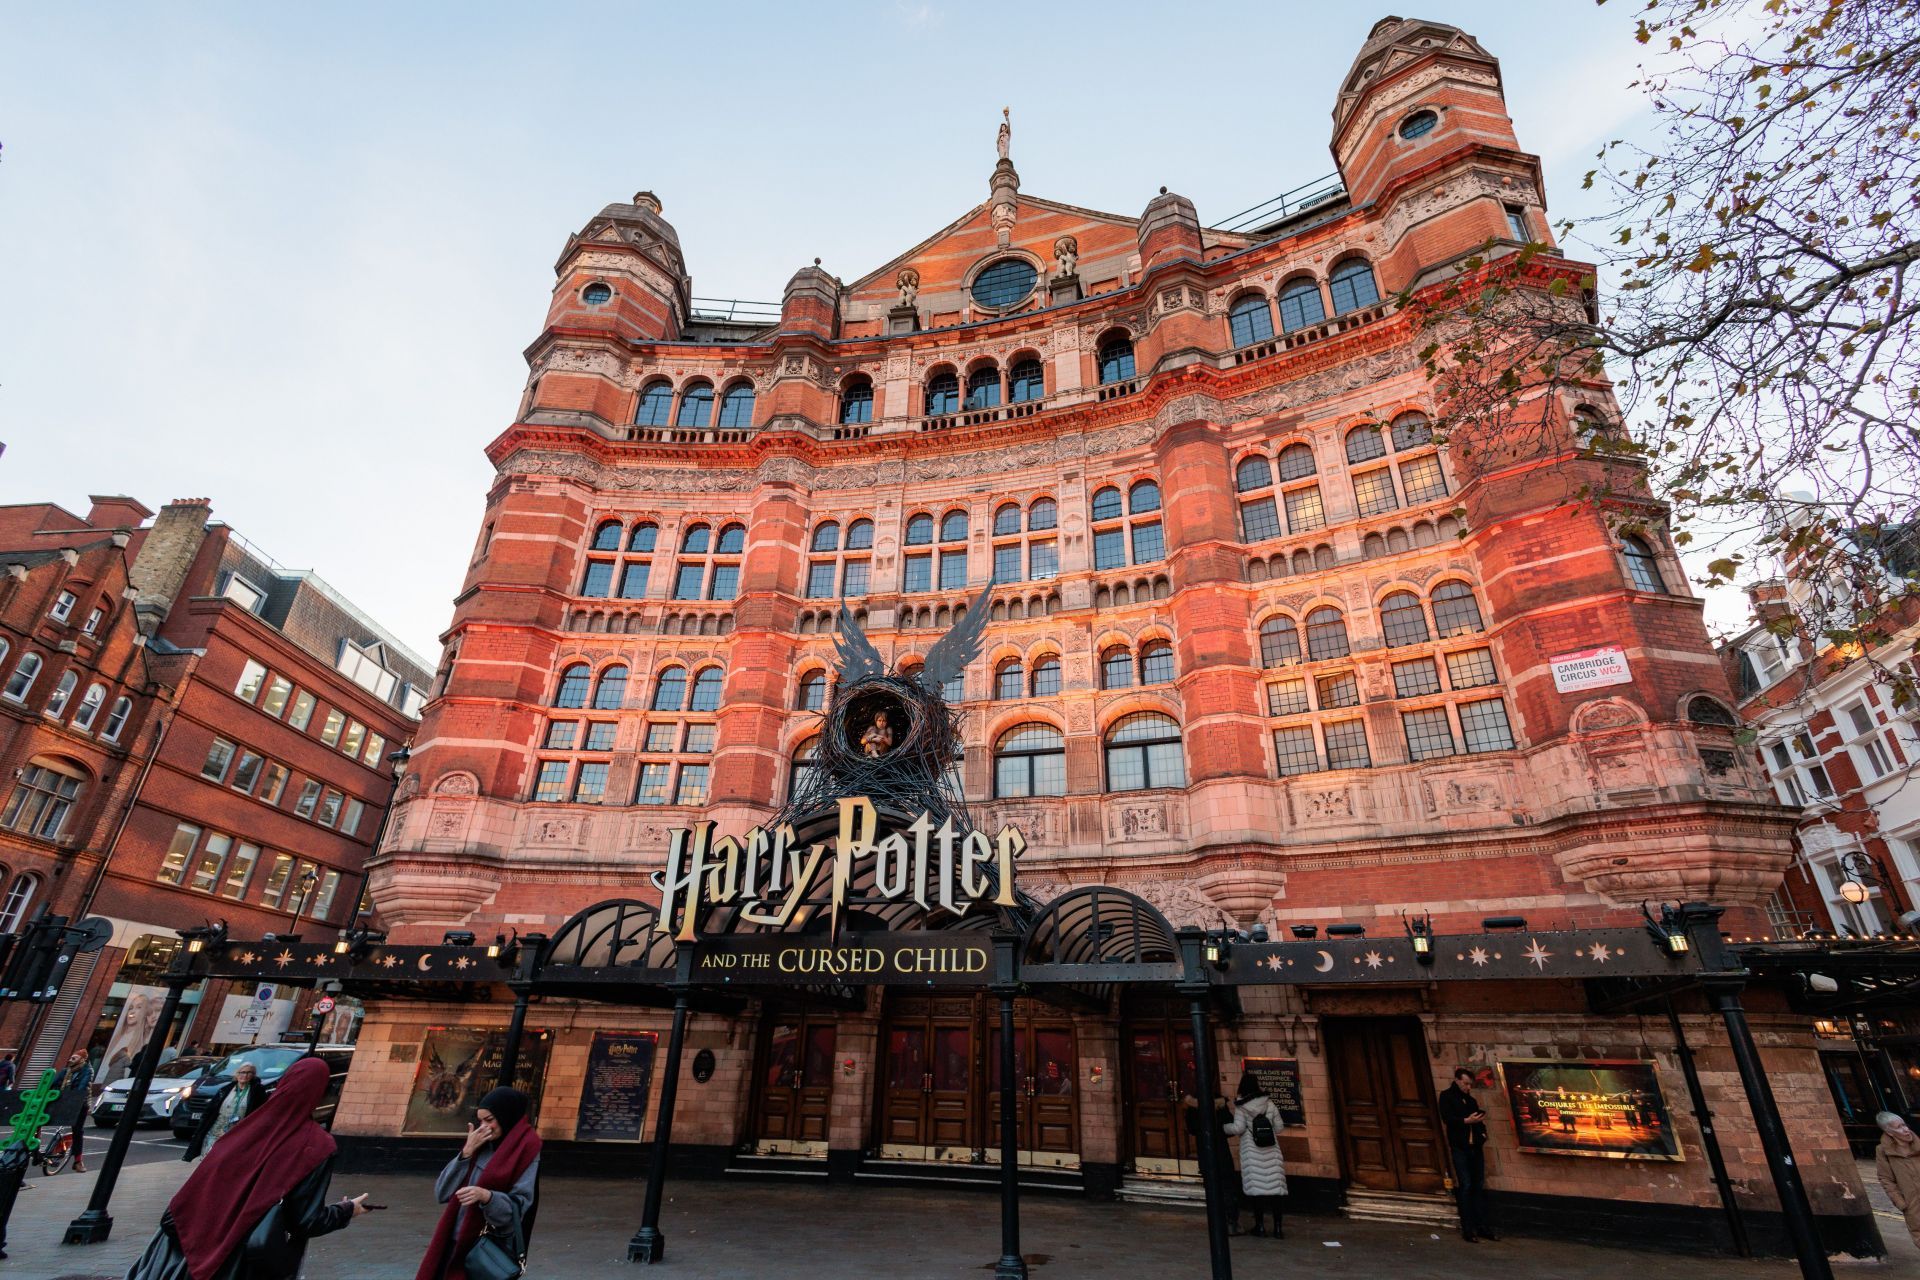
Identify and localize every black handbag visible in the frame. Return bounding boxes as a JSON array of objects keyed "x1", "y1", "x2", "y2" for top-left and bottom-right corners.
[{"x1": 462, "y1": 1196, "x2": 526, "y2": 1280}]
